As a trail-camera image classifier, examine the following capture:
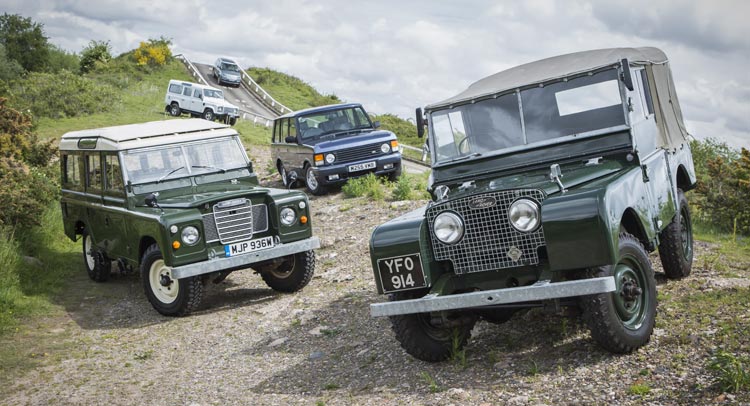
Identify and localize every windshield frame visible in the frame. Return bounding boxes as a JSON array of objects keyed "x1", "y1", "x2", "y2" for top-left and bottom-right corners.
[
  {"x1": 428, "y1": 67, "x2": 629, "y2": 166},
  {"x1": 121, "y1": 136, "x2": 250, "y2": 186}
]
